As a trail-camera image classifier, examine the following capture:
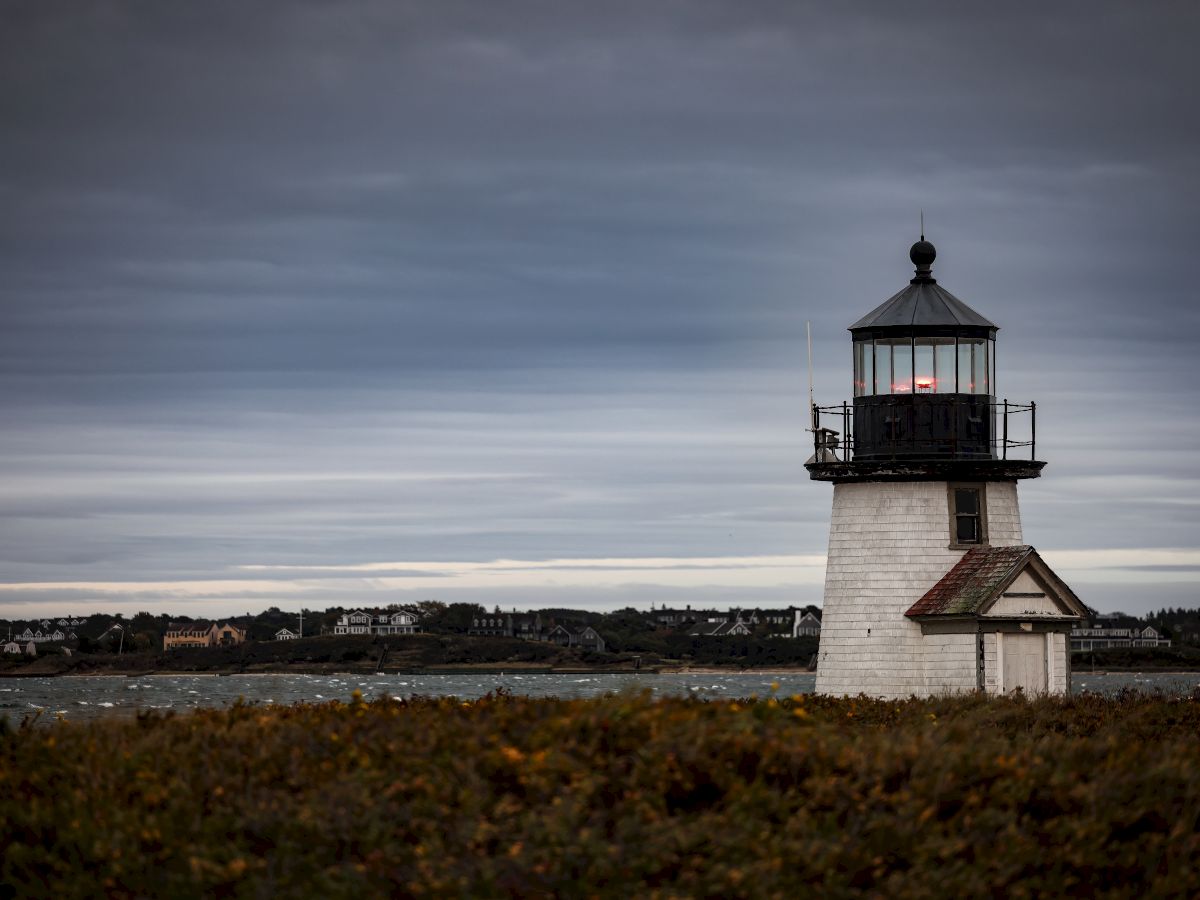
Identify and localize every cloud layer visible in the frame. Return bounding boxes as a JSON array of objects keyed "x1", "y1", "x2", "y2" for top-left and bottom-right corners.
[{"x1": 1, "y1": 1, "x2": 1197, "y2": 617}]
